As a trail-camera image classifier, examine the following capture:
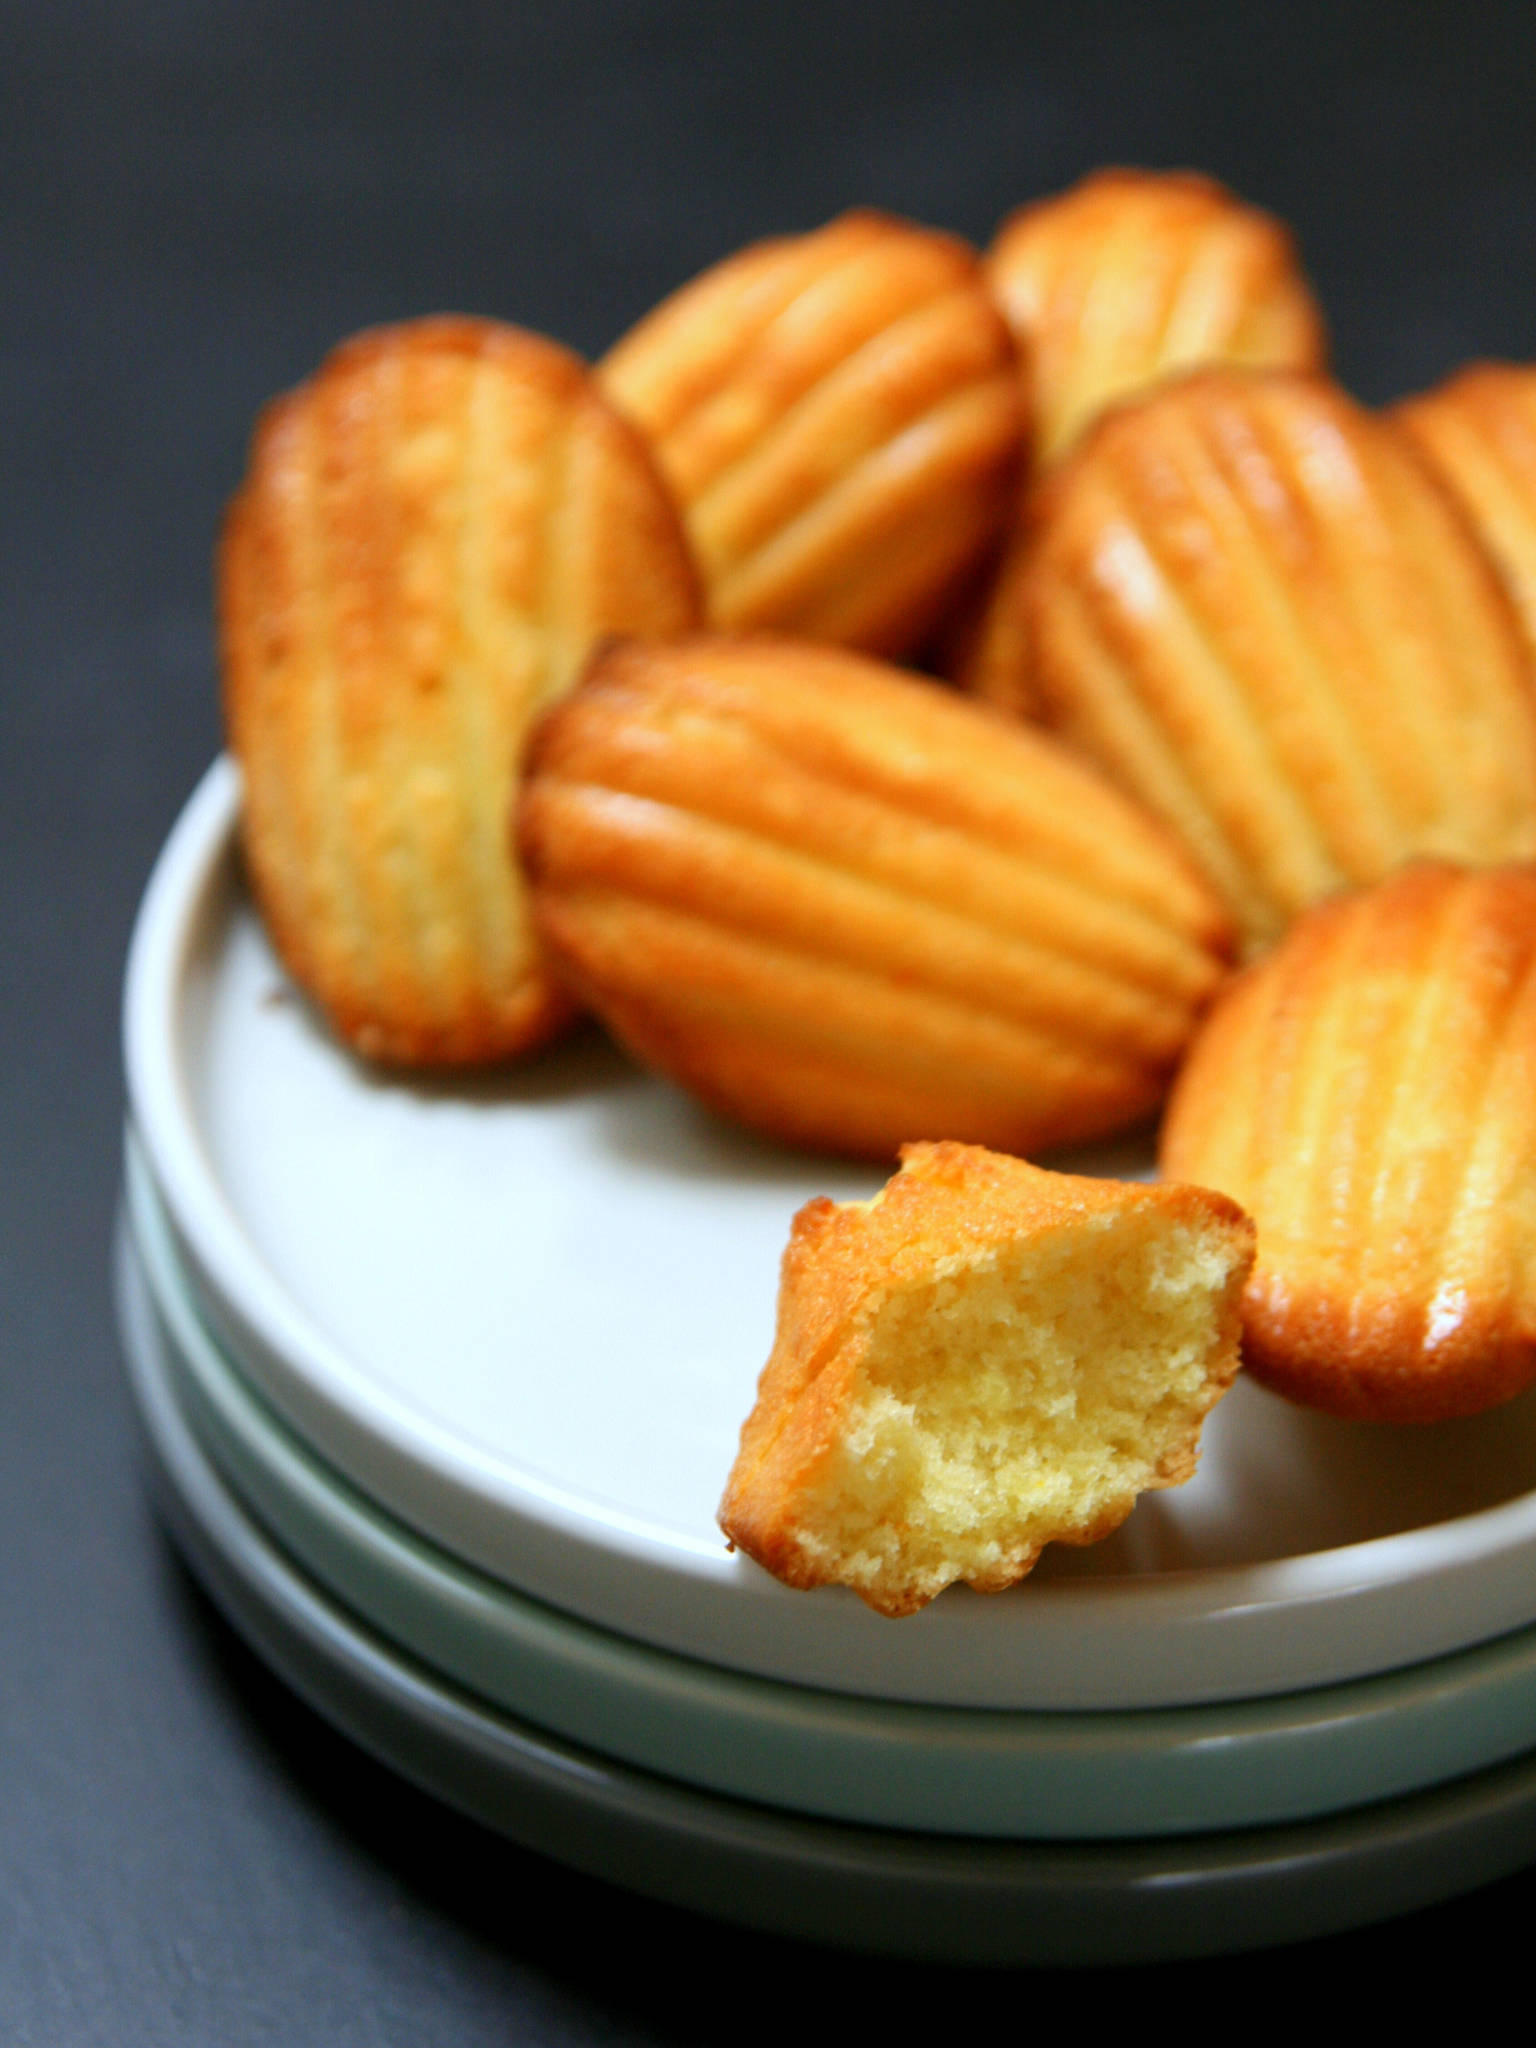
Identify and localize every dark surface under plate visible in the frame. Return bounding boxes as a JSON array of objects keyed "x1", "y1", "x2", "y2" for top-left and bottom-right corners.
[{"x1": 5, "y1": 2, "x2": 1536, "y2": 2035}]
